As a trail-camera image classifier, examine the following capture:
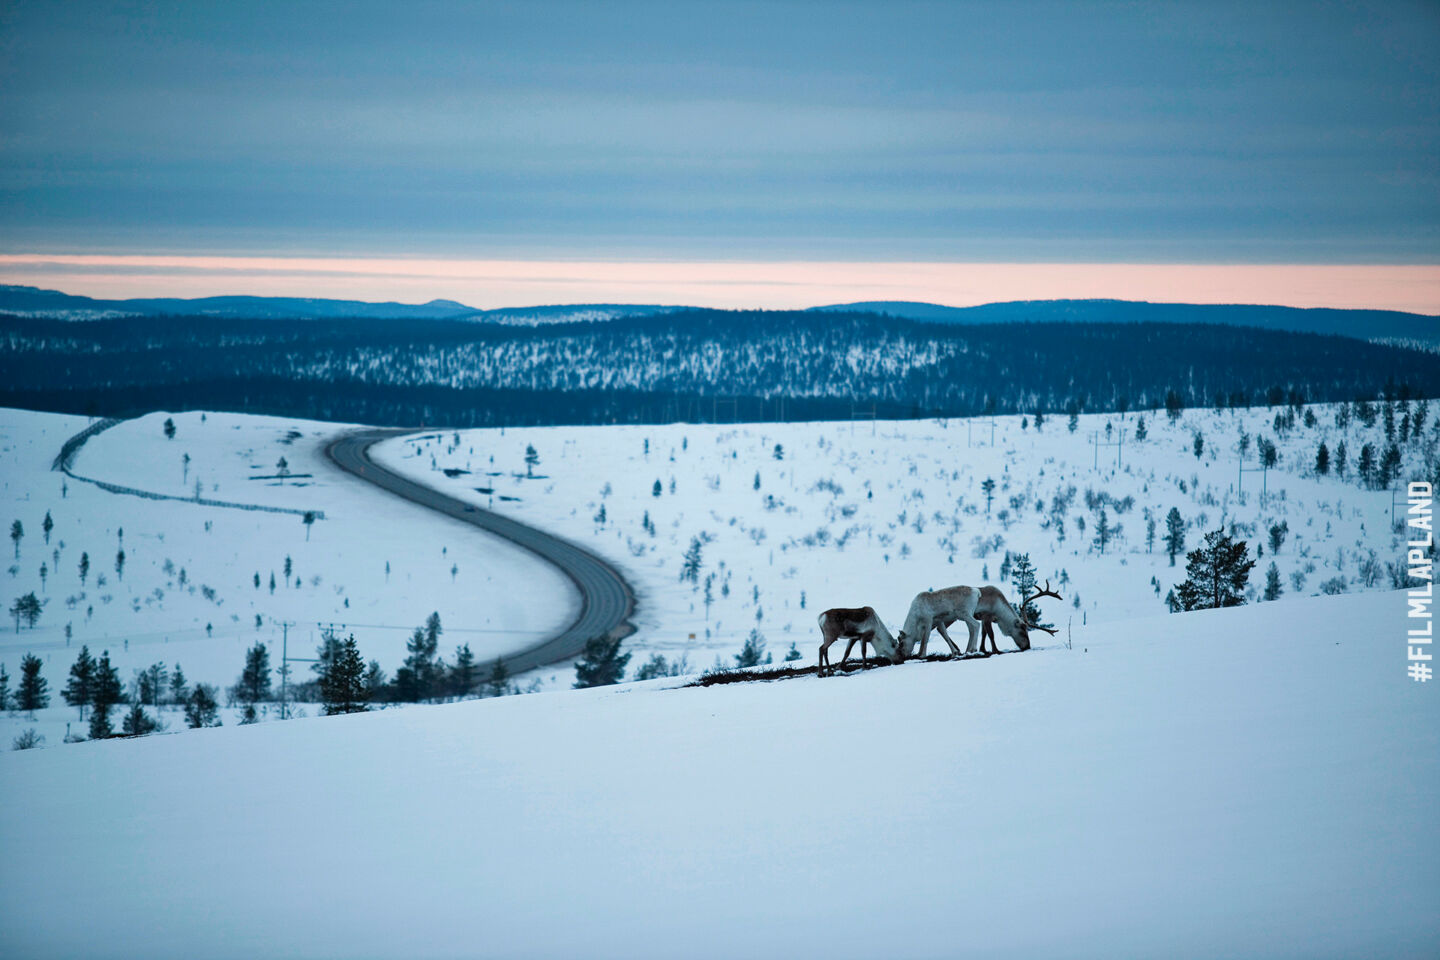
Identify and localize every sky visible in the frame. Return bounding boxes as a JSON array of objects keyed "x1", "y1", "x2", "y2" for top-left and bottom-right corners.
[{"x1": 1, "y1": 1, "x2": 1437, "y2": 309}]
